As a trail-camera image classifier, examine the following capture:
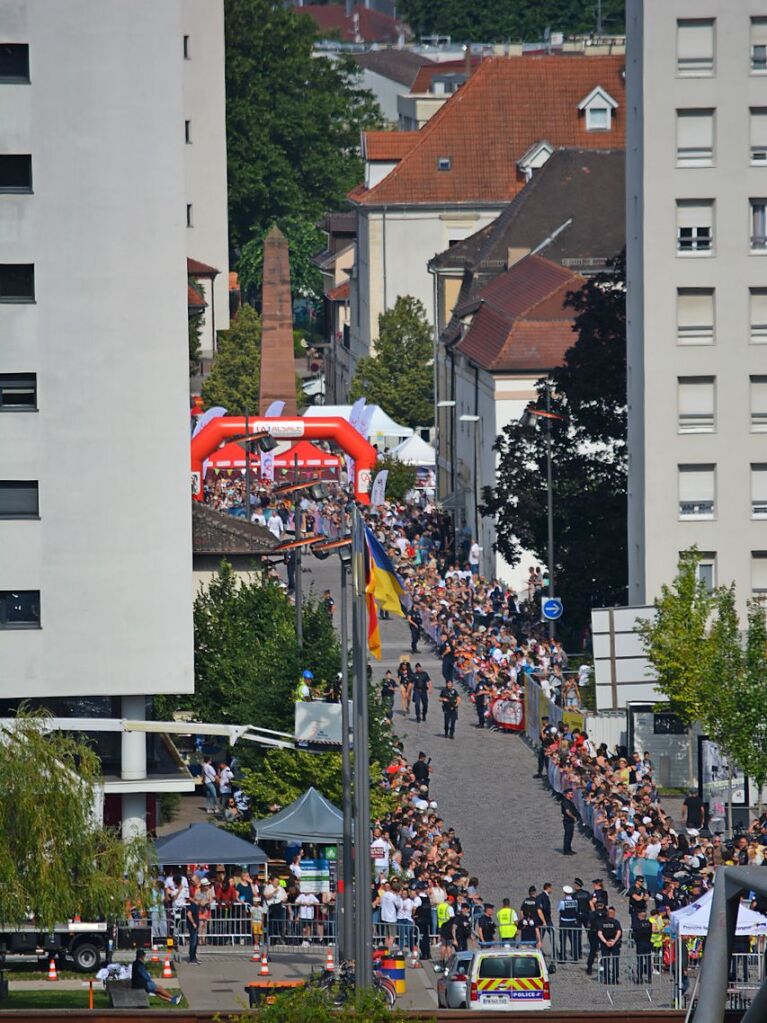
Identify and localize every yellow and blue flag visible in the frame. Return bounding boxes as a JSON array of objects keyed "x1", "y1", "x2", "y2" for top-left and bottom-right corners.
[{"x1": 364, "y1": 526, "x2": 409, "y2": 617}]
